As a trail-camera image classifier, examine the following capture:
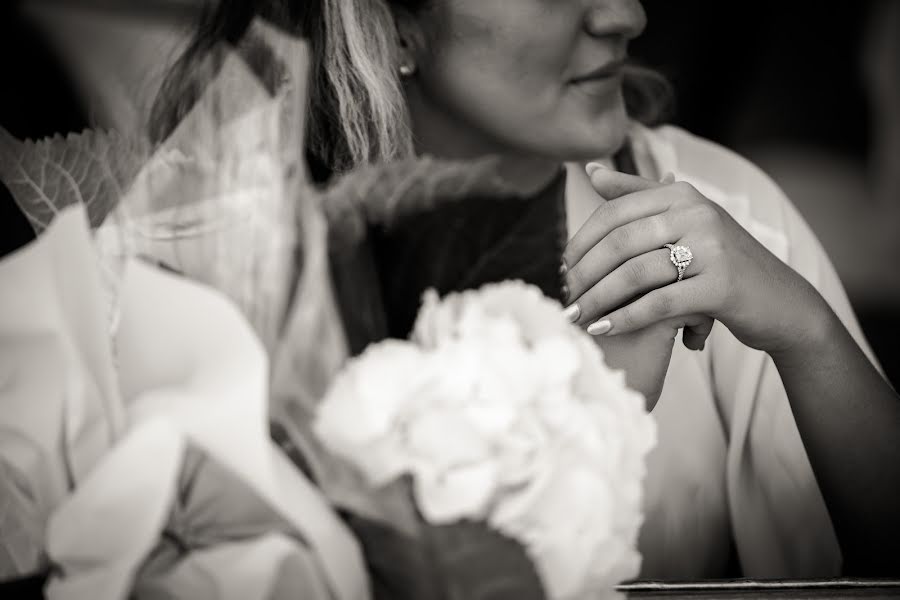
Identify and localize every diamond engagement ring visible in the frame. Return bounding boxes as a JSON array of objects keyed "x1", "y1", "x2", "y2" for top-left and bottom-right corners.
[{"x1": 664, "y1": 244, "x2": 693, "y2": 282}]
